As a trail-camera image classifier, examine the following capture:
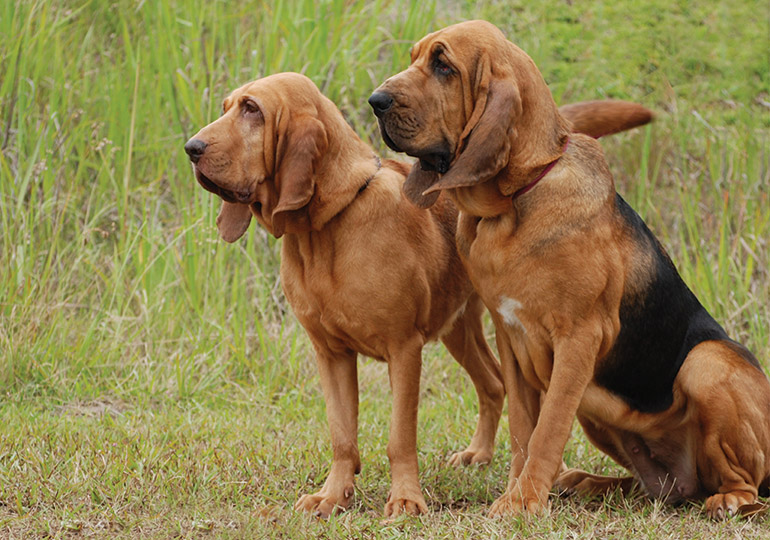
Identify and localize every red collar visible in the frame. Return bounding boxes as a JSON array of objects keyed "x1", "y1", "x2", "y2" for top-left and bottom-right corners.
[{"x1": 512, "y1": 138, "x2": 569, "y2": 200}]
